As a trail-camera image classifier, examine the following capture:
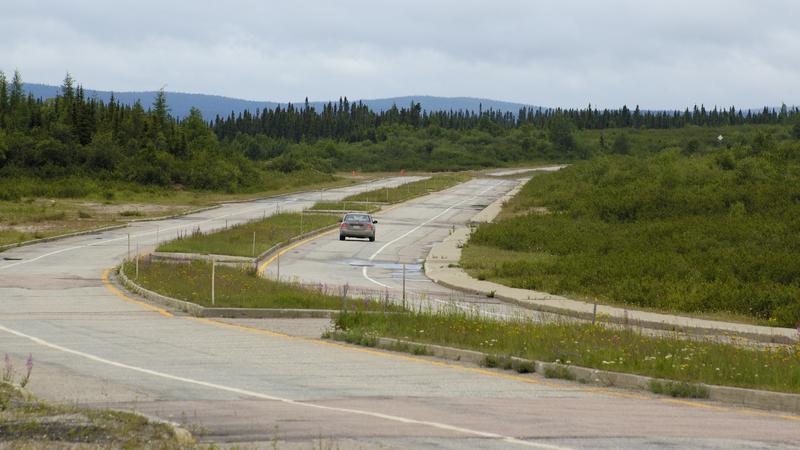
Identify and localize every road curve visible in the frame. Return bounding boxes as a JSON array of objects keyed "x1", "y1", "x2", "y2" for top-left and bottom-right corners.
[{"x1": 1, "y1": 177, "x2": 799, "y2": 449}]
